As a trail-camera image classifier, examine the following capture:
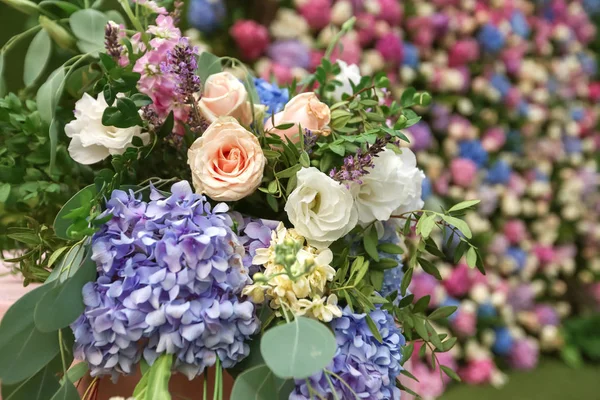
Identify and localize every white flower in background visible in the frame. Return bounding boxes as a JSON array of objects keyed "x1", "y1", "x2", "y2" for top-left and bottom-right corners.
[
  {"x1": 352, "y1": 148, "x2": 425, "y2": 224},
  {"x1": 285, "y1": 167, "x2": 358, "y2": 249},
  {"x1": 331, "y1": 60, "x2": 362, "y2": 101},
  {"x1": 65, "y1": 93, "x2": 146, "y2": 165}
]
